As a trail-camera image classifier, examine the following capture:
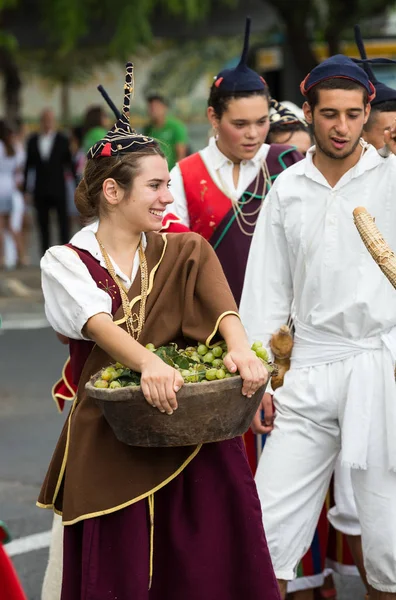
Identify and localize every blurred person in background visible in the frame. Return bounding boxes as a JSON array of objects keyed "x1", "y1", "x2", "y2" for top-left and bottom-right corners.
[
  {"x1": 267, "y1": 99, "x2": 313, "y2": 156},
  {"x1": 23, "y1": 108, "x2": 76, "y2": 255},
  {"x1": 81, "y1": 105, "x2": 108, "y2": 154},
  {"x1": 363, "y1": 99, "x2": 396, "y2": 149},
  {"x1": 0, "y1": 120, "x2": 25, "y2": 268},
  {"x1": 355, "y1": 25, "x2": 396, "y2": 152},
  {"x1": 144, "y1": 93, "x2": 188, "y2": 170}
]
